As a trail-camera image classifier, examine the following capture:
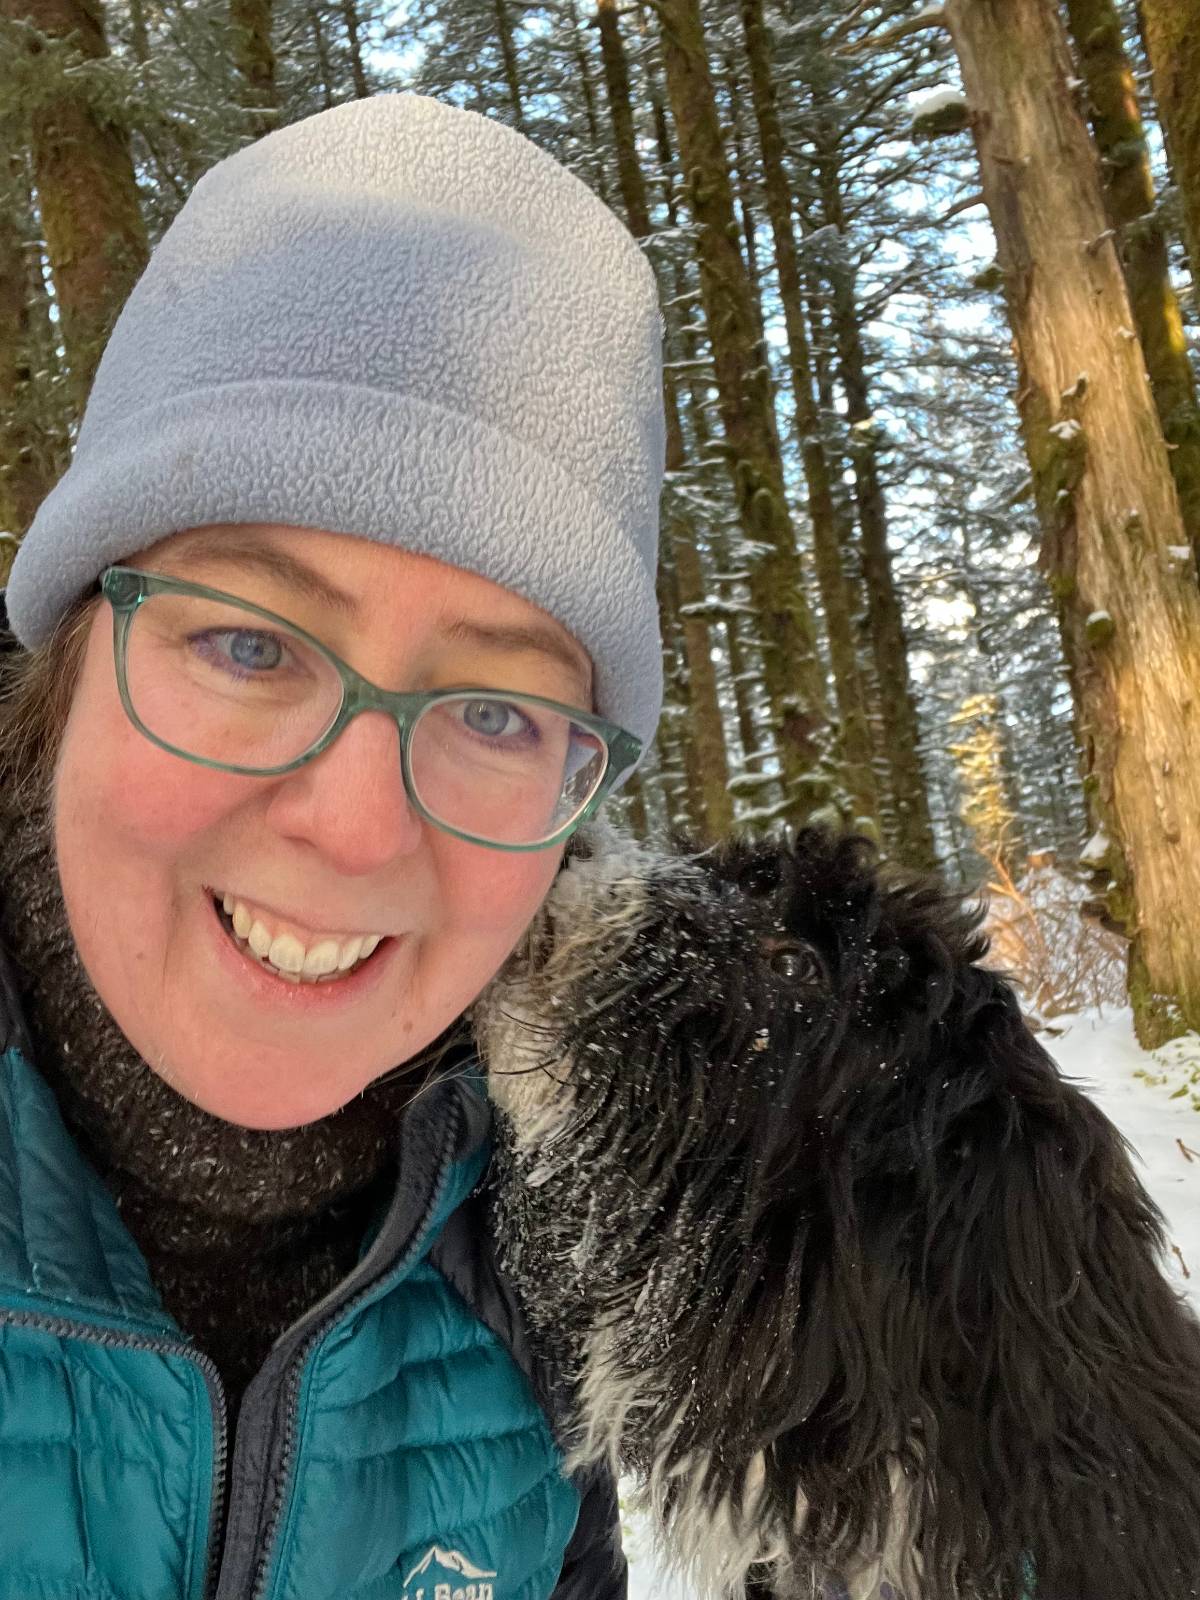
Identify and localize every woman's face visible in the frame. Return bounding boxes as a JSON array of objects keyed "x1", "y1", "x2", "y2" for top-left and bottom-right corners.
[{"x1": 53, "y1": 523, "x2": 593, "y2": 1129}]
